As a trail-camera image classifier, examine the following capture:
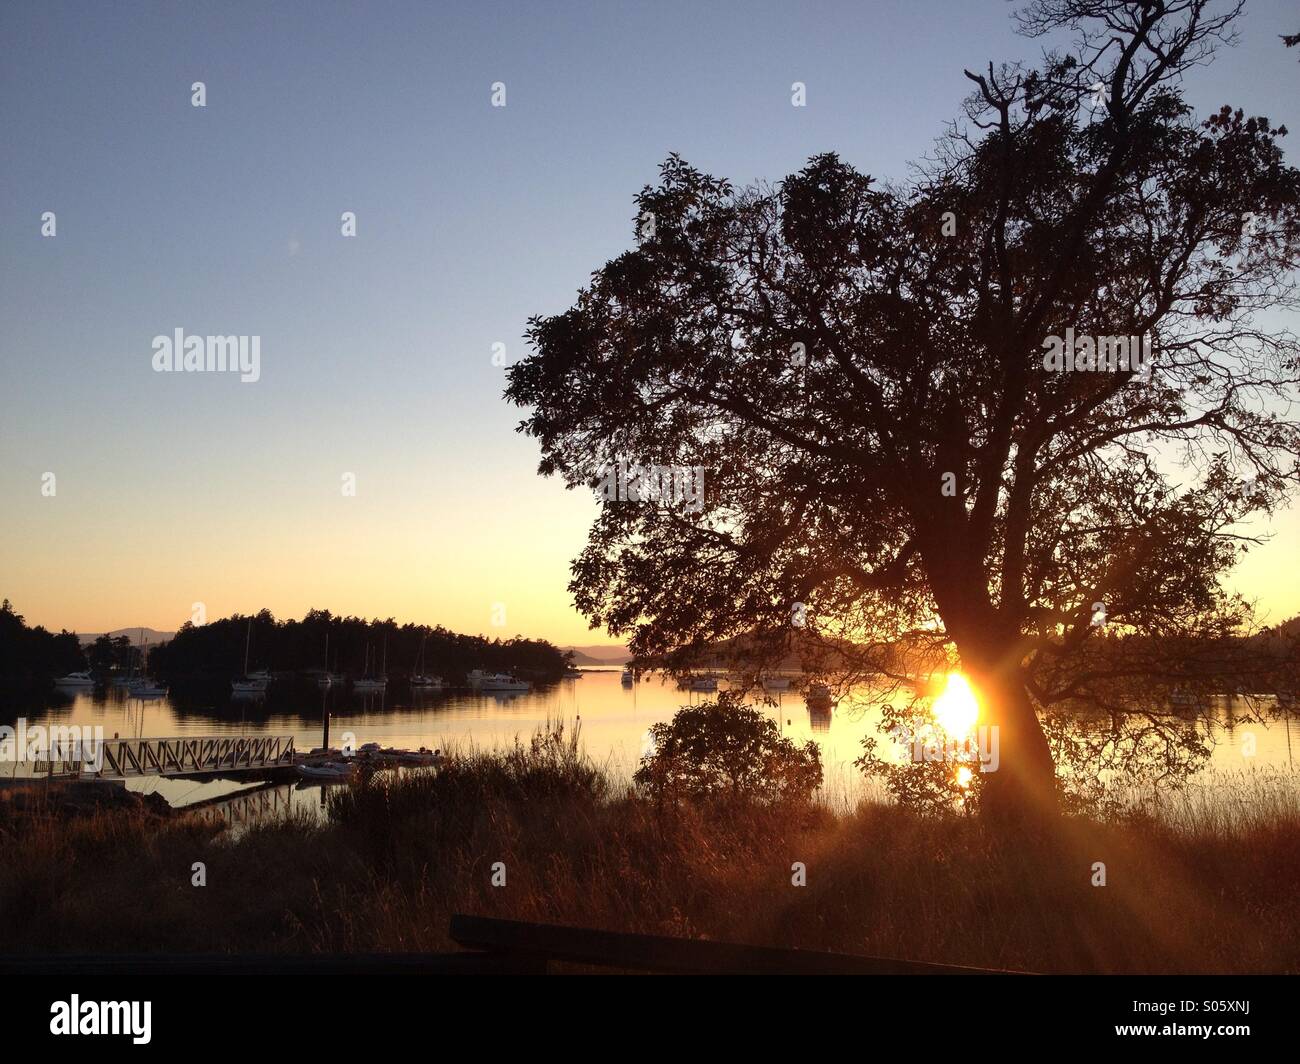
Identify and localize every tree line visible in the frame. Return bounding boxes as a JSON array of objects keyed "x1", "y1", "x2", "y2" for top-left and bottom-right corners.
[
  {"x1": 149, "y1": 608, "x2": 568, "y2": 684},
  {"x1": 0, "y1": 601, "x2": 569, "y2": 688}
]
